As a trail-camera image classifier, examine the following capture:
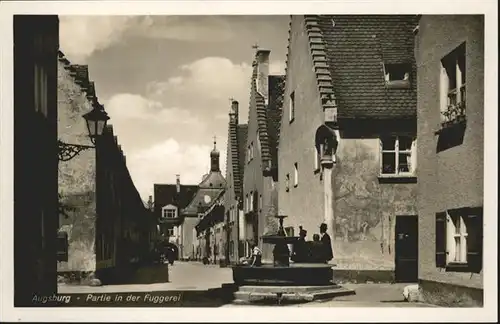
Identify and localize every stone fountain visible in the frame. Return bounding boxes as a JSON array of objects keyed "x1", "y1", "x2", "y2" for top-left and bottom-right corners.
[{"x1": 225, "y1": 215, "x2": 355, "y2": 305}]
